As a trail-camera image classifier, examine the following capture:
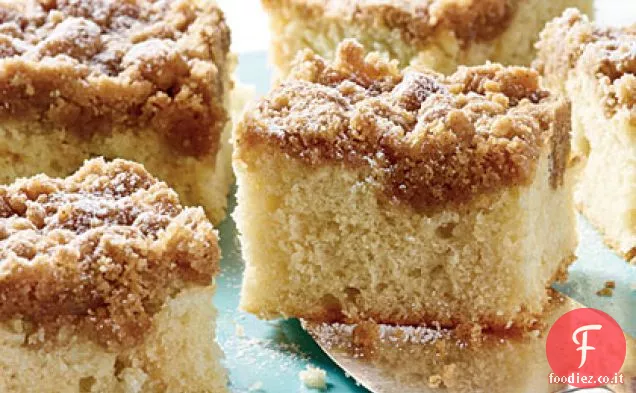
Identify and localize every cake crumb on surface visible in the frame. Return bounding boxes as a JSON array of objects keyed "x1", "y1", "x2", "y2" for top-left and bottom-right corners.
[
  {"x1": 597, "y1": 280, "x2": 617, "y2": 297},
  {"x1": 235, "y1": 323, "x2": 246, "y2": 337},
  {"x1": 596, "y1": 287, "x2": 614, "y2": 297},
  {"x1": 299, "y1": 365, "x2": 327, "y2": 390}
]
